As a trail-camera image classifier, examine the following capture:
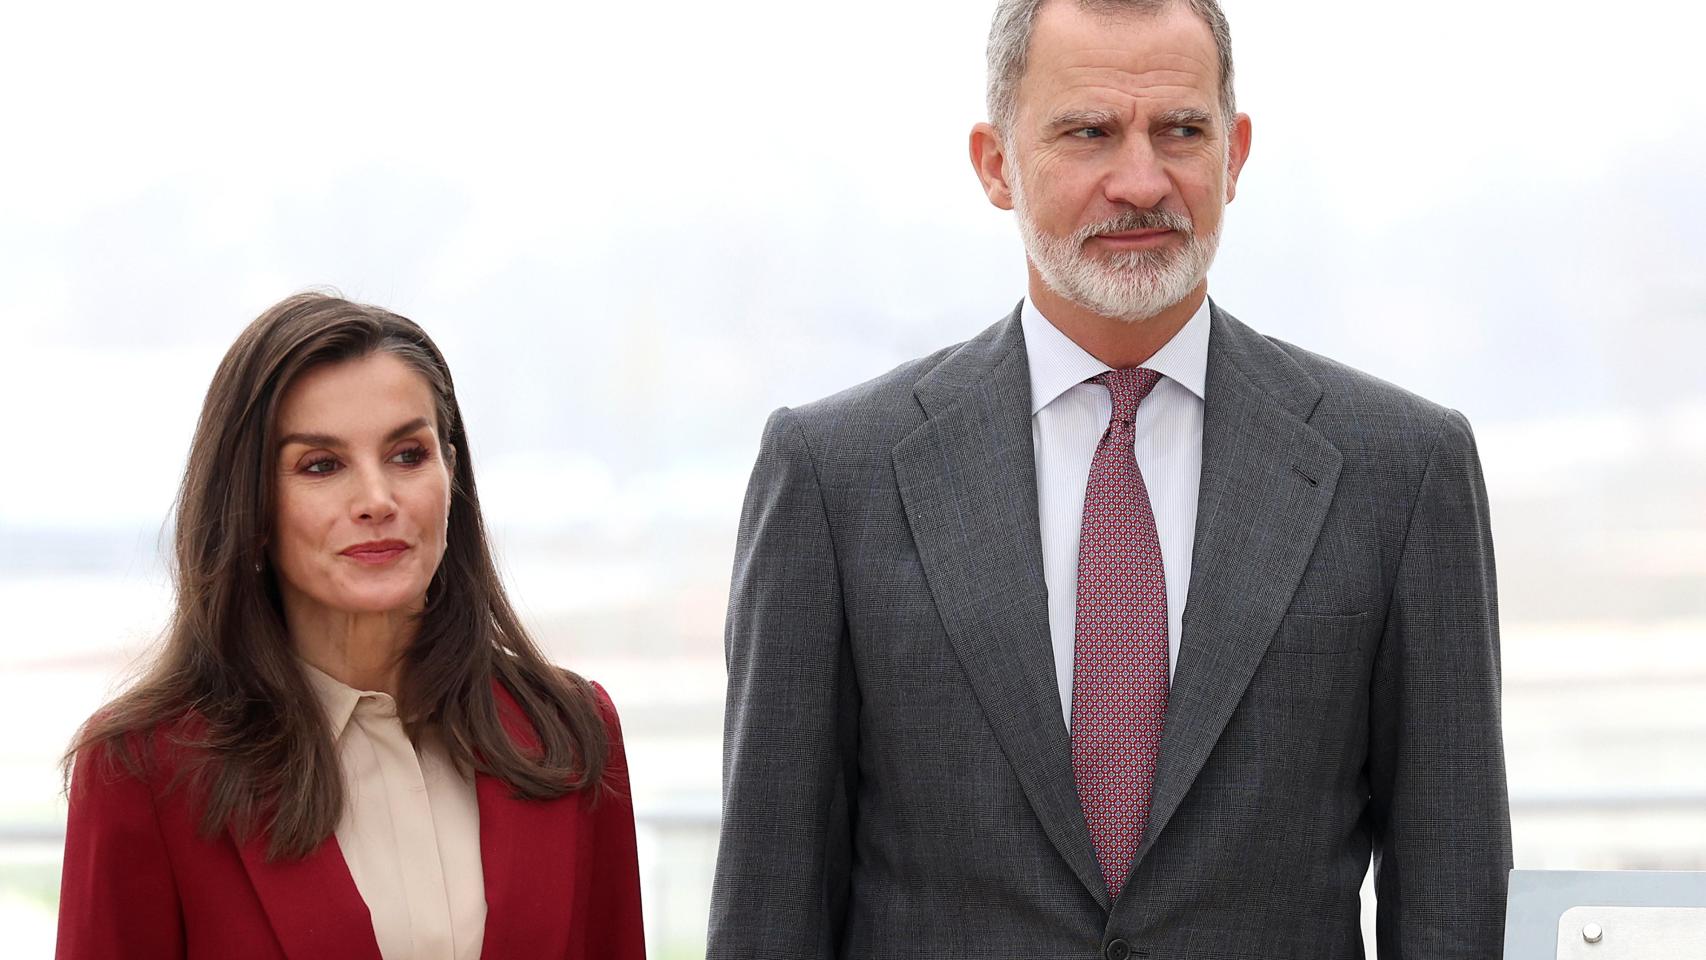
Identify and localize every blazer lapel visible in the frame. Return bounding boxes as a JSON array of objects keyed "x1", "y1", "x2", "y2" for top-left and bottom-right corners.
[
  {"x1": 475, "y1": 773, "x2": 535, "y2": 958},
  {"x1": 237, "y1": 683, "x2": 575, "y2": 960},
  {"x1": 1128, "y1": 304, "x2": 1343, "y2": 878},
  {"x1": 235, "y1": 830, "x2": 381, "y2": 960},
  {"x1": 476, "y1": 681, "x2": 583, "y2": 958},
  {"x1": 892, "y1": 307, "x2": 1110, "y2": 910}
]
